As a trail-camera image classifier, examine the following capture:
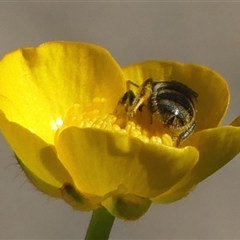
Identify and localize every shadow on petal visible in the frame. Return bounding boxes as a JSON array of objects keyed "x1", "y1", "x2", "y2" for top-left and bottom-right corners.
[
  {"x1": 0, "y1": 113, "x2": 73, "y2": 196},
  {"x1": 153, "y1": 125, "x2": 240, "y2": 203},
  {"x1": 56, "y1": 126, "x2": 199, "y2": 199}
]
